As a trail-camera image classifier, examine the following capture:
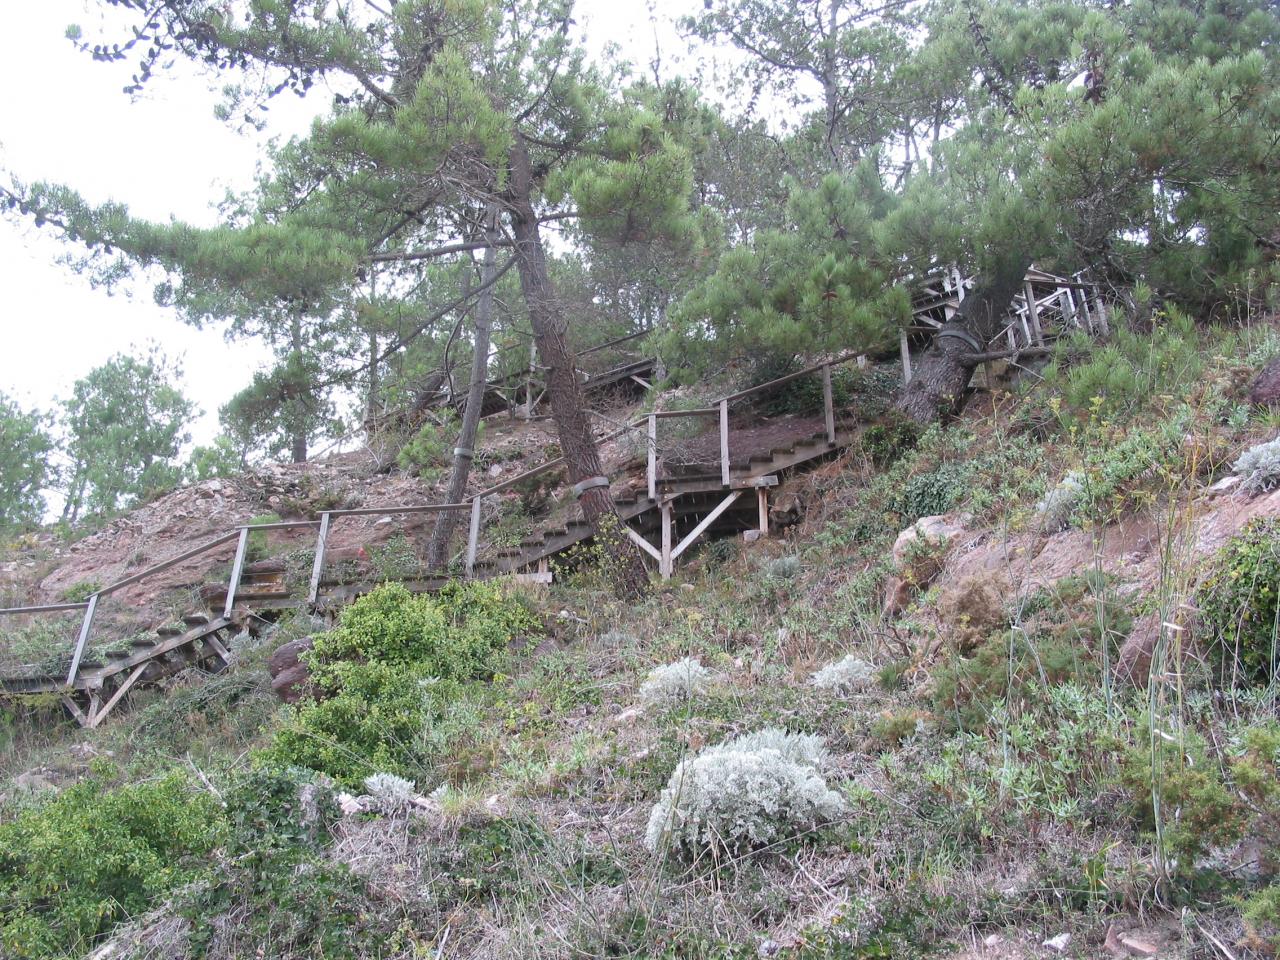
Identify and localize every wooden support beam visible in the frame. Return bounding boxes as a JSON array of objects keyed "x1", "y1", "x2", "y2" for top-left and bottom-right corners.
[
  {"x1": 224, "y1": 526, "x2": 251, "y2": 618},
  {"x1": 62, "y1": 696, "x2": 89, "y2": 727},
  {"x1": 88, "y1": 662, "x2": 148, "y2": 729},
  {"x1": 671, "y1": 490, "x2": 743, "y2": 561},
  {"x1": 466, "y1": 496, "x2": 483, "y2": 576},
  {"x1": 307, "y1": 513, "x2": 331, "y2": 606},
  {"x1": 757, "y1": 487, "x2": 769, "y2": 535},
  {"x1": 630, "y1": 375, "x2": 652, "y2": 390},
  {"x1": 624, "y1": 526, "x2": 662, "y2": 562},
  {"x1": 660, "y1": 502, "x2": 674, "y2": 578},
  {"x1": 65, "y1": 593, "x2": 98, "y2": 687},
  {"x1": 647, "y1": 414, "x2": 658, "y2": 501},
  {"x1": 1024, "y1": 281, "x2": 1043, "y2": 344},
  {"x1": 719, "y1": 400, "x2": 730, "y2": 487},
  {"x1": 204, "y1": 633, "x2": 232, "y2": 667},
  {"x1": 899, "y1": 332, "x2": 912, "y2": 385},
  {"x1": 821, "y1": 365, "x2": 835, "y2": 446}
]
